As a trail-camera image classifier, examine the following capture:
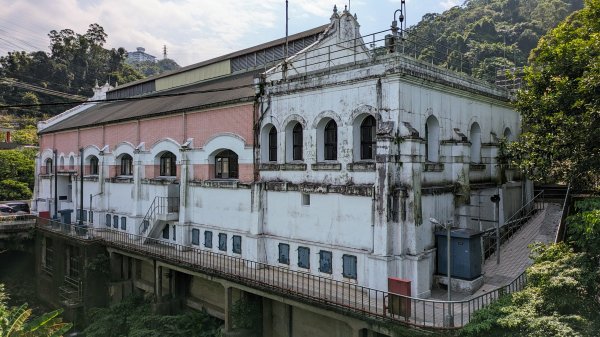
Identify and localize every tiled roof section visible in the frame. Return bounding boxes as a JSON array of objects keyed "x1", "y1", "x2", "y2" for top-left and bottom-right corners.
[
  {"x1": 110, "y1": 24, "x2": 328, "y2": 92},
  {"x1": 40, "y1": 71, "x2": 258, "y2": 134}
]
